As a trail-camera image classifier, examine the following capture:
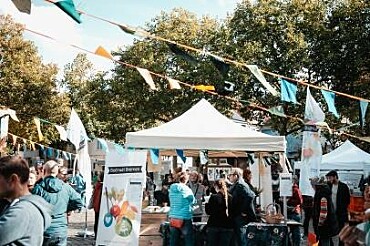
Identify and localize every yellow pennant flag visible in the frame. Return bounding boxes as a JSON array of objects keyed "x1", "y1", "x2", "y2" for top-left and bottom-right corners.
[
  {"x1": 34, "y1": 117, "x2": 44, "y2": 141},
  {"x1": 193, "y1": 85, "x2": 215, "y2": 91},
  {"x1": 95, "y1": 46, "x2": 113, "y2": 59},
  {"x1": 166, "y1": 77, "x2": 181, "y2": 89}
]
